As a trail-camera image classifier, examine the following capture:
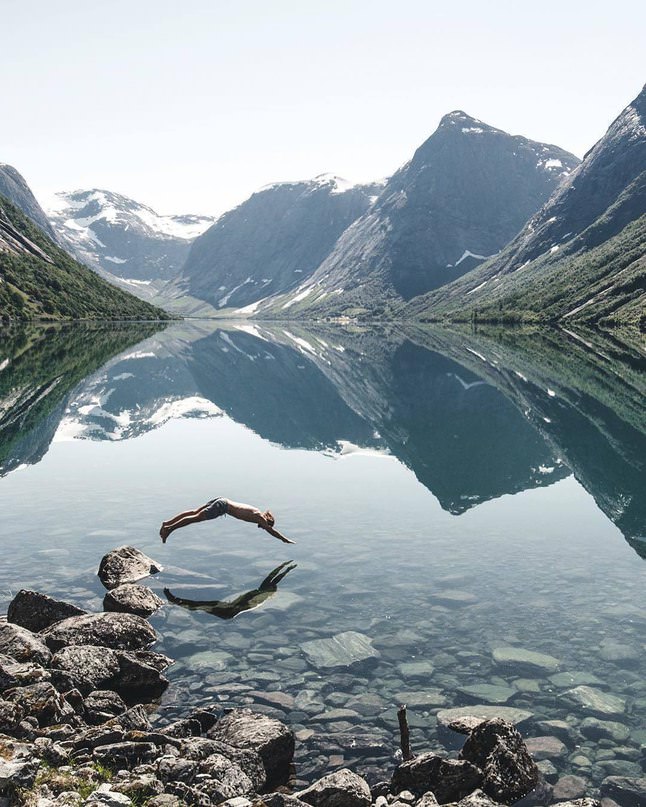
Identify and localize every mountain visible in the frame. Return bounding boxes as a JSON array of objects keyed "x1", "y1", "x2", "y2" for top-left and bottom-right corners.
[
  {"x1": 257, "y1": 114, "x2": 579, "y2": 318},
  {"x1": 178, "y1": 174, "x2": 383, "y2": 312},
  {"x1": 0, "y1": 163, "x2": 58, "y2": 240},
  {"x1": 406, "y1": 84, "x2": 646, "y2": 328},
  {"x1": 46, "y1": 189, "x2": 215, "y2": 290},
  {"x1": 0, "y1": 193, "x2": 169, "y2": 321}
]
